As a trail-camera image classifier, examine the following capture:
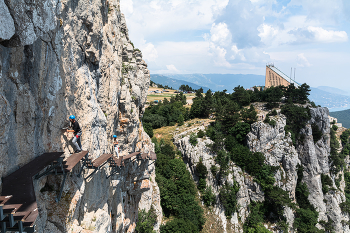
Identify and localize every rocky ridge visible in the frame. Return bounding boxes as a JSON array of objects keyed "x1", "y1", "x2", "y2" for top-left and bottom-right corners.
[
  {"x1": 174, "y1": 107, "x2": 350, "y2": 233},
  {"x1": 0, "y1": 0, "x2": 161, "y2": 232}
]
